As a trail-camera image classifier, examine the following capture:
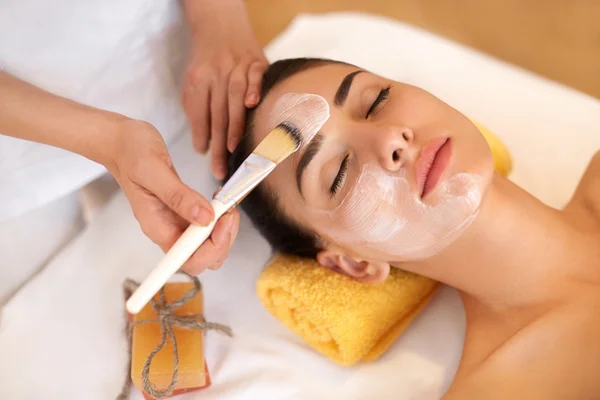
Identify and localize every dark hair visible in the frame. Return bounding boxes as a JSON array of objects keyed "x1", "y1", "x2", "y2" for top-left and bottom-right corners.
[{"x1": 225, "y1": 58, "x2": 345, "y2": 258}]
